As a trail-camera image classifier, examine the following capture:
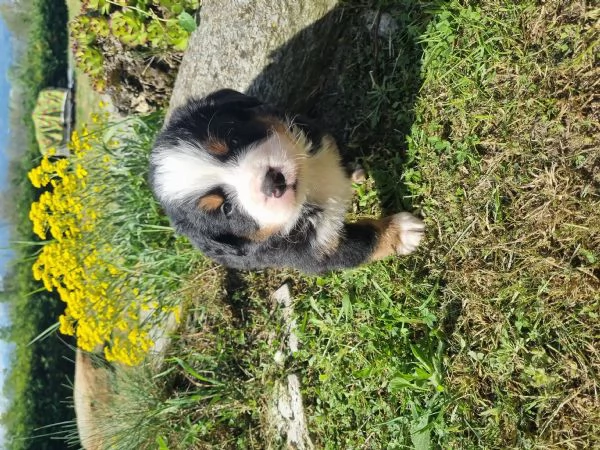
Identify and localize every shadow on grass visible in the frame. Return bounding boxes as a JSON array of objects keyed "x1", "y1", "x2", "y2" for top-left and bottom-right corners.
[
  {"x1": 247, "y1": 1, "x2": 432, "y2": 215},
  {"x1": 222, "y1": 0, "x2": 441, "y2": 346},
  {"x1": 223, "y1": 267, "x2": 251, "y2": 327}
]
